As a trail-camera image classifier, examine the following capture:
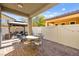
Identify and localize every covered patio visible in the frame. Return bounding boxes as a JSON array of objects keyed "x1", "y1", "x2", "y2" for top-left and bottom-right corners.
[
  {"x1": 0, "y1": 3, "x2": 59, "y2": 56},
  {"x1": 1, "y1": 3, "x2": 79, "y2": 56},
  {"x1": 0, "y1": 3, "x2": 58, "y2": 47},
  {"x1": 0, "y1": 3, "x2": 57, "y2": 34}
]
